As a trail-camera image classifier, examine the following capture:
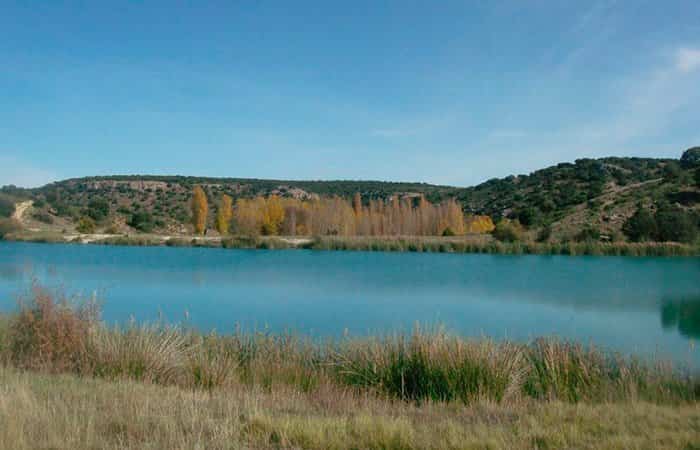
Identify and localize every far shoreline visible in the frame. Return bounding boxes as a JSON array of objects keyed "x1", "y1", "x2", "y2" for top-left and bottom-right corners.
[{"x1": 3, "y1": 231, "x2": 699, "y2": 257}]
